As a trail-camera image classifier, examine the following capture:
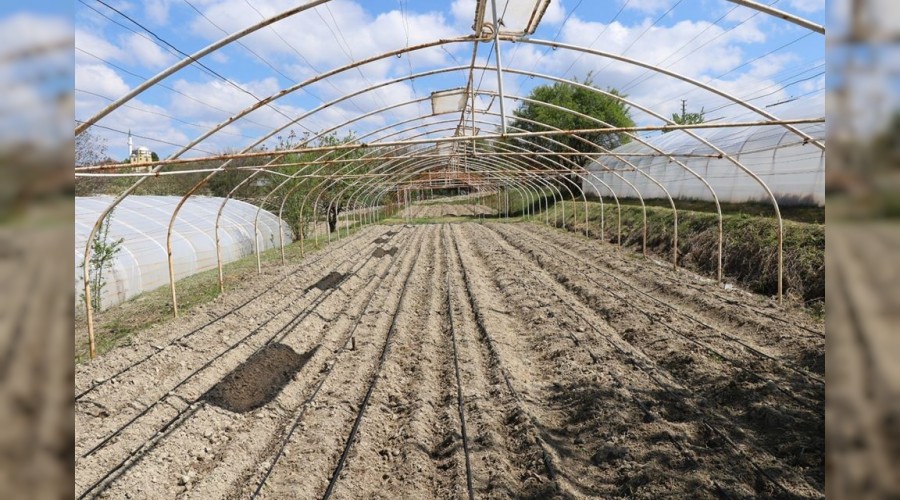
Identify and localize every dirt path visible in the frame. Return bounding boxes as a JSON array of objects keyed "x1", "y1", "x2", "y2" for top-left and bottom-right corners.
[
  {"x1": 75, "y1": 222, "x2": 825, "y2": 499},
  {"x1": 826, "y1": 224, "x2": 900, "y2": 498}
]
